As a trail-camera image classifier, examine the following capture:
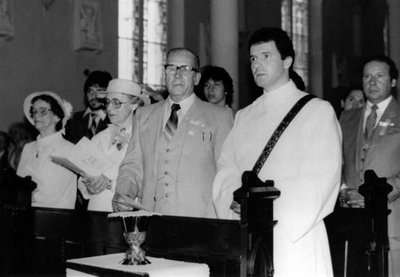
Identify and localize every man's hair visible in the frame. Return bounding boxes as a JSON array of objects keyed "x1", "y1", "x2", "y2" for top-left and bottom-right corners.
[
  {"x1": 248, "y1": 27, "x2": 295, "y2": 64},
  {"x1": 83, "y1": 70, "x2": 113, "y2": 94},
  {"x1": 363, "y1": 55, "x2": 399, "y2": 81},
  {"x1": 167, "y1": 48, "x2": 200, "y2": 70}
]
